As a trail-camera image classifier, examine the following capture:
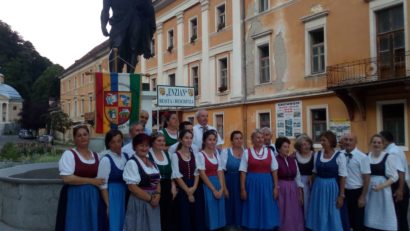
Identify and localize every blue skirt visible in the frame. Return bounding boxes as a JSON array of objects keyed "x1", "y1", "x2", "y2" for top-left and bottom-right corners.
[
  {"x1": 225, "y1": 171, "x2": 242, "y2": 227},
  {"x1": 108, "y1": 182, "x2": 127, "y2": 231},
  {"x1": 306, "y1": 177, "x2": 343, "y2": 231},
  {"x1": 242, "y1": 172, "x2": 280, "y2": 230},
  {"x1": 203, "y1": 175, "x2": 226, "y2": 230},
  {"x1": 65, "y1": 184, "x2": 104, "y2": 231}
]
